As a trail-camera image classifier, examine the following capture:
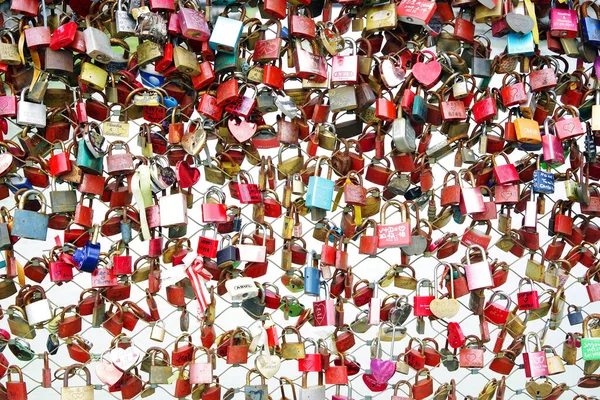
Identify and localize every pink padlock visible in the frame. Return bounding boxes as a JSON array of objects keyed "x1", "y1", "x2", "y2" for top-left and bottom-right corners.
[
  {"x1": 459, "y1": 171, "x2": 485, "y2": 215},
  {"x1": 541, "y1": 118, "x2": 564, "y2": 165},
  {"x1": 550, "y1": 7, "x2": 578, "y2": 38},
  {"x1": 464, "y1": 245, "x2": 494, "y2": 291},
  {"x1": 189, "y1": 347, "x2": 213, "y2": 385},
  {"x1": 523, "y1": 333, "x2": 549, "y2": 378},
  {"x1": 178, "y1": 6, "x2": 210, "y2": 41},
  {"x1": 313, "y1": 283, "x2": 335, "y2": 327}
]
